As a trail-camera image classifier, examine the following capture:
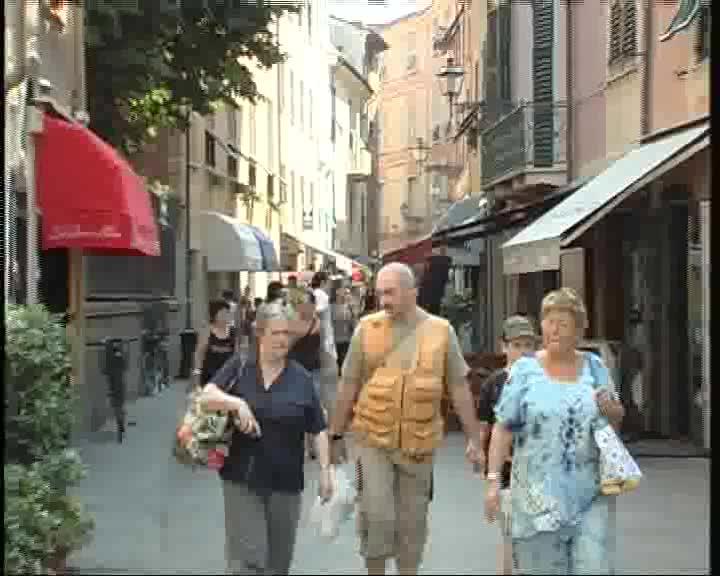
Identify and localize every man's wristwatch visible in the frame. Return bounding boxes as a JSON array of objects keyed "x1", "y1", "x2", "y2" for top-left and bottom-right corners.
[{"x1": 330, "y1": 433, "x2": 344, "y2": 442}]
